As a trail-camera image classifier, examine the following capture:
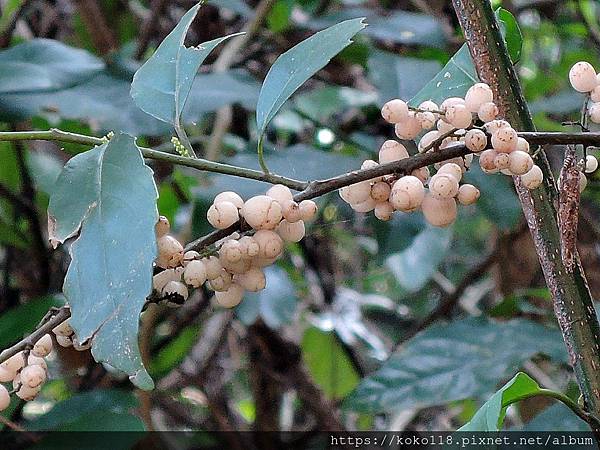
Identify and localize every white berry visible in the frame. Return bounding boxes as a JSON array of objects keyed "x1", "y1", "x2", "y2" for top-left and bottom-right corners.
[
  {"x1": 203, "y1": 256, "x2": 223, "y2": 280},
  {"x1": 478, "y1": 102, "x2": 499, "y2": 122},
  {"x1": 586, "y1": 154, "x2": 598, "y2": 173},
  {"x1": 153, "y1": 267, "x2": 183, "y2": 292},
  {"x1": 457, "y1": 184, "x2": 480, "y2": 205},
  {"x1": 56, "y1": 335, "x2": 73, "y2": 347},
  {"x1": 464, "y1": 129, "x2": 487, "y2": 152},
  {"x1": 389, "y1": 176, "x2": 425, "y2": 212},
  {"x1": 418, "y1": 130, "x2": 440, "y2": 153},
  {"x1": 370, "y1": 181, "x2": 391, "y2": 202},
  {"x1": 381, "y1": 99, "x2": 409, "y2": 123},
  {"x1": 494, "y1": 152, "x2": 510, "y2": 170},
  {"x1": 276, "y1": 219, "x2": 305, "y2": 242},
  {"x1": 241, "y1": 195, "x2": 283, "y2": 230},
  {"x1": 20, "y1": 364, "x2": 46, "y2": 389},
  {"x1": 156, "y1": 235, "x2": 184, "y2": 268},
  {"x1": 491, "y1": 127, "x2": 518, "y2": 153},
  {"x1": 52, "y1": 320, "x2": 73, "y2": 337},
  {"x1": 155, "y1": 216, "x2": 170, "y2": 238},
  {"x1": 445, "y1": 104, "x2": 472, "y2": 129},
  {"x1": 234, "y1": 267, "x2": 266, "y2": 292},
  {"x1": 394, "y1": 113, "x2": 421, "y2": 139},
  {"x1": 28, "y1": 355, "x2": 47, "y2": 370},
  {"x1": 1, "y1": 352, "x2": 24, "y2": 377},
  {"x1": 214, "y1": 191, "x2": 244, "y2": 209},
  {"x1": 219, "y1": 239, "x2": 243, "y2": 264},
  {"x1": 299, "y1": 200, "x2": 317, "y2": 222},
  {"x1": 215, "y1": 283, "x2": 245, "y2": 308},
  {"x1": 162, "y1": 281, "x2": 188, "y2": 300},
  {"x1": 0, "y1": 385, "x2": 9, "y2": 411},
  {"x1": 465, "y1": 83, "x2": 494, "y2": 112},
  {"x1": 207, "y1": 201, "x2": 239, "y2": 230},
  {"x1": 183, "y1": 260, "x2": 207, "y2": 288},
  {"x1": 239, "y1": 236, "x2": 260, "y2": 258},
  {"x1": 351, "y1": 197, "x2": 376, "y2": 213},
  {"x1": 479, "y1": 149, "x2": 499, "y2": 172},
  {"x1": 281, "y1": 200, "x2": 302, "y2": 223},
  {"x1": 520, "y1": 165, "x2": 544, "y2": 189},
  {"x1": 429, "y1": 173, "x2": 459, "y2": 199},
  {"x1": 589, "y1": 103, "x2": 600, "y2": 124},
  {"x1": 437, "y1": 163, "x2": 462, "y2": 182},
  {"x1": 339, "y1": 181, "x2": 371, "y2": 204},
  {"x1": 32, "y1": 334, "x2": 53, "y2": 358},
  {"x1": 16, "y1": 384, "x2": 40, "y2": 401},
  {"x1": 421, "y1": 194, "x2": 457, "y2": 227},
  {"x1": 569, "y1": 61, "x2": 598, "y2": 93},
  {"x1": 253, "y1": 230, "x2": 283, "y2": 259},
  {"x1": 379, "y1": 140, "x2": 409, "y2": 163},
  {"x1": 266, "y1": 184, "x2": 293, "y2": 205},
  {"x1": 208, "y1": 270, "x2": 232, "y2": 292},
  {"x1": 374, "y1": 201, "x2": 394, "y2": 221}
]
